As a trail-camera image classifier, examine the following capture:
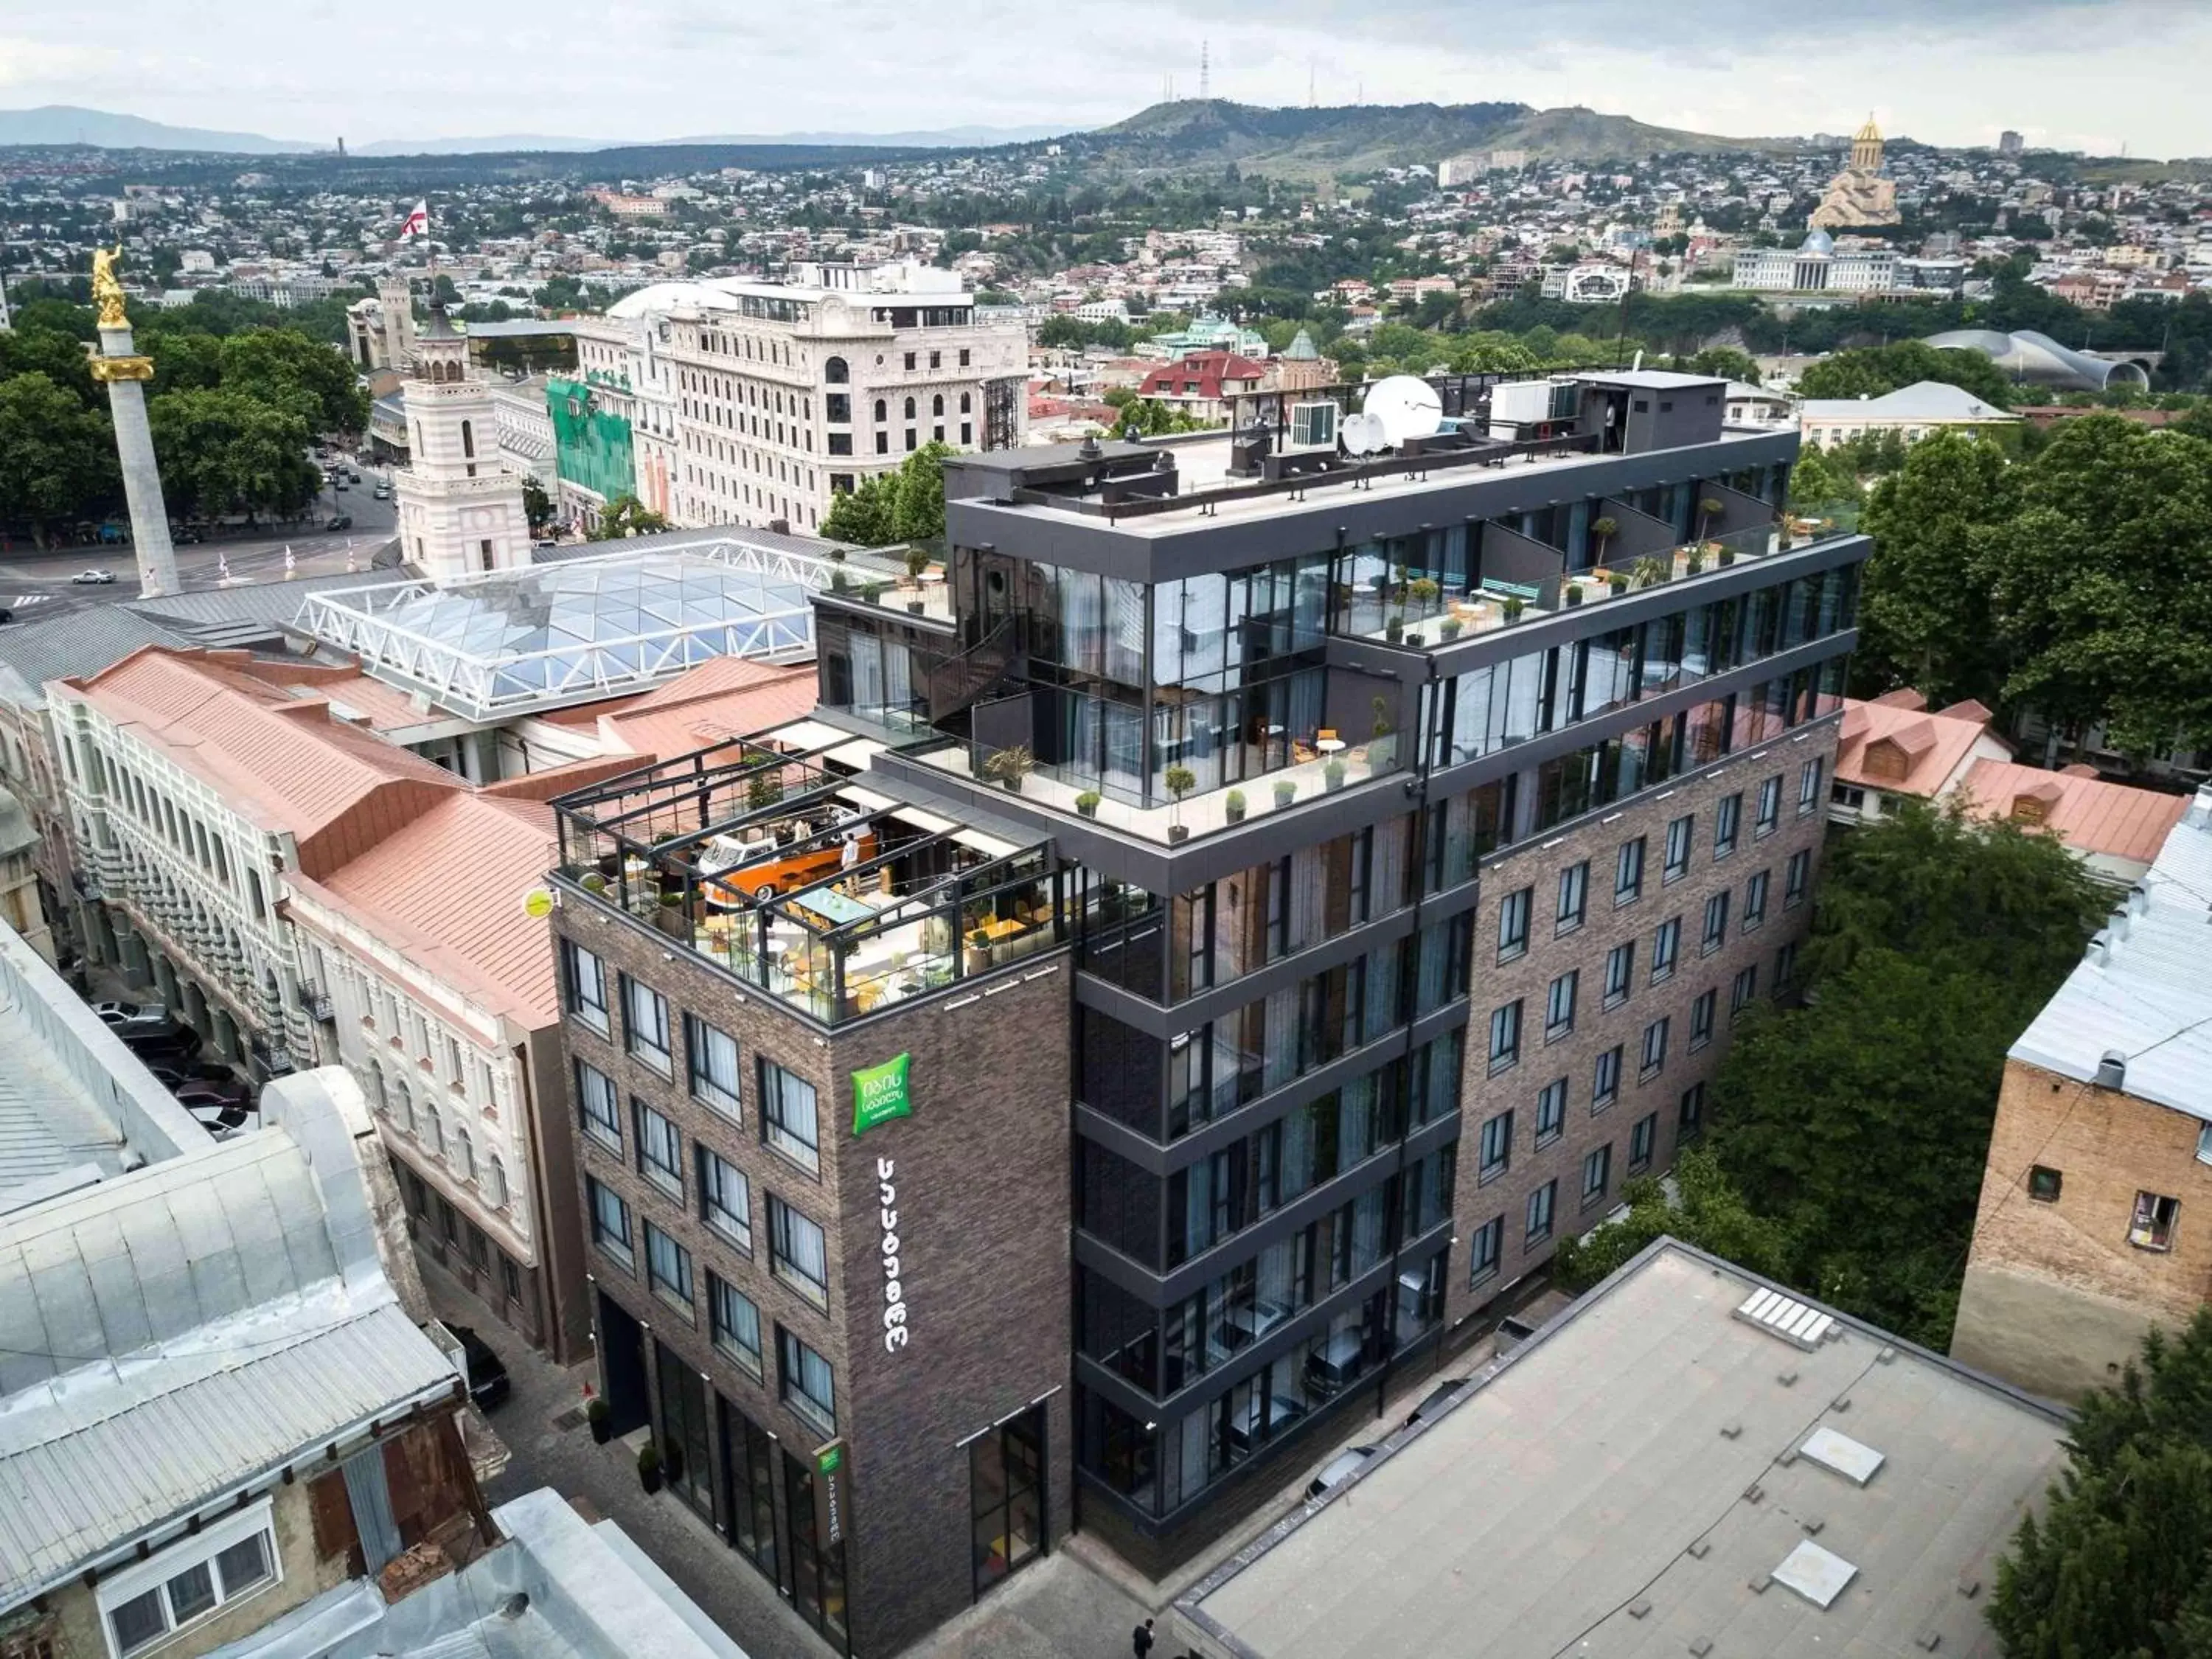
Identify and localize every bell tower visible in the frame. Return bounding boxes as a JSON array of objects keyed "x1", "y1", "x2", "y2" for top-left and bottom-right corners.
[
  {"x1": 1851, "y1": 116, "x2": 1883, "y2": 175},
  {"x1": 392, "y1": 305, "x2": 531, "y2": 580}
]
